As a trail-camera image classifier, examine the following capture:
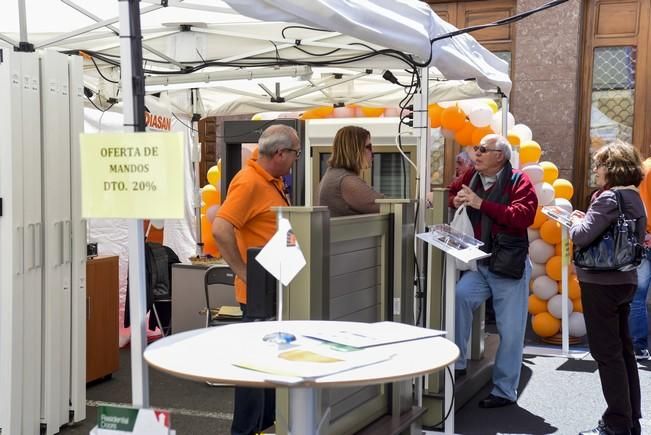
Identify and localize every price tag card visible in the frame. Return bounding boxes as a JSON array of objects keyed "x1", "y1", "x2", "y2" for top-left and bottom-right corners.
[{"x1": 80, "y1": 132, "x2": 184, "y2": 219}]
